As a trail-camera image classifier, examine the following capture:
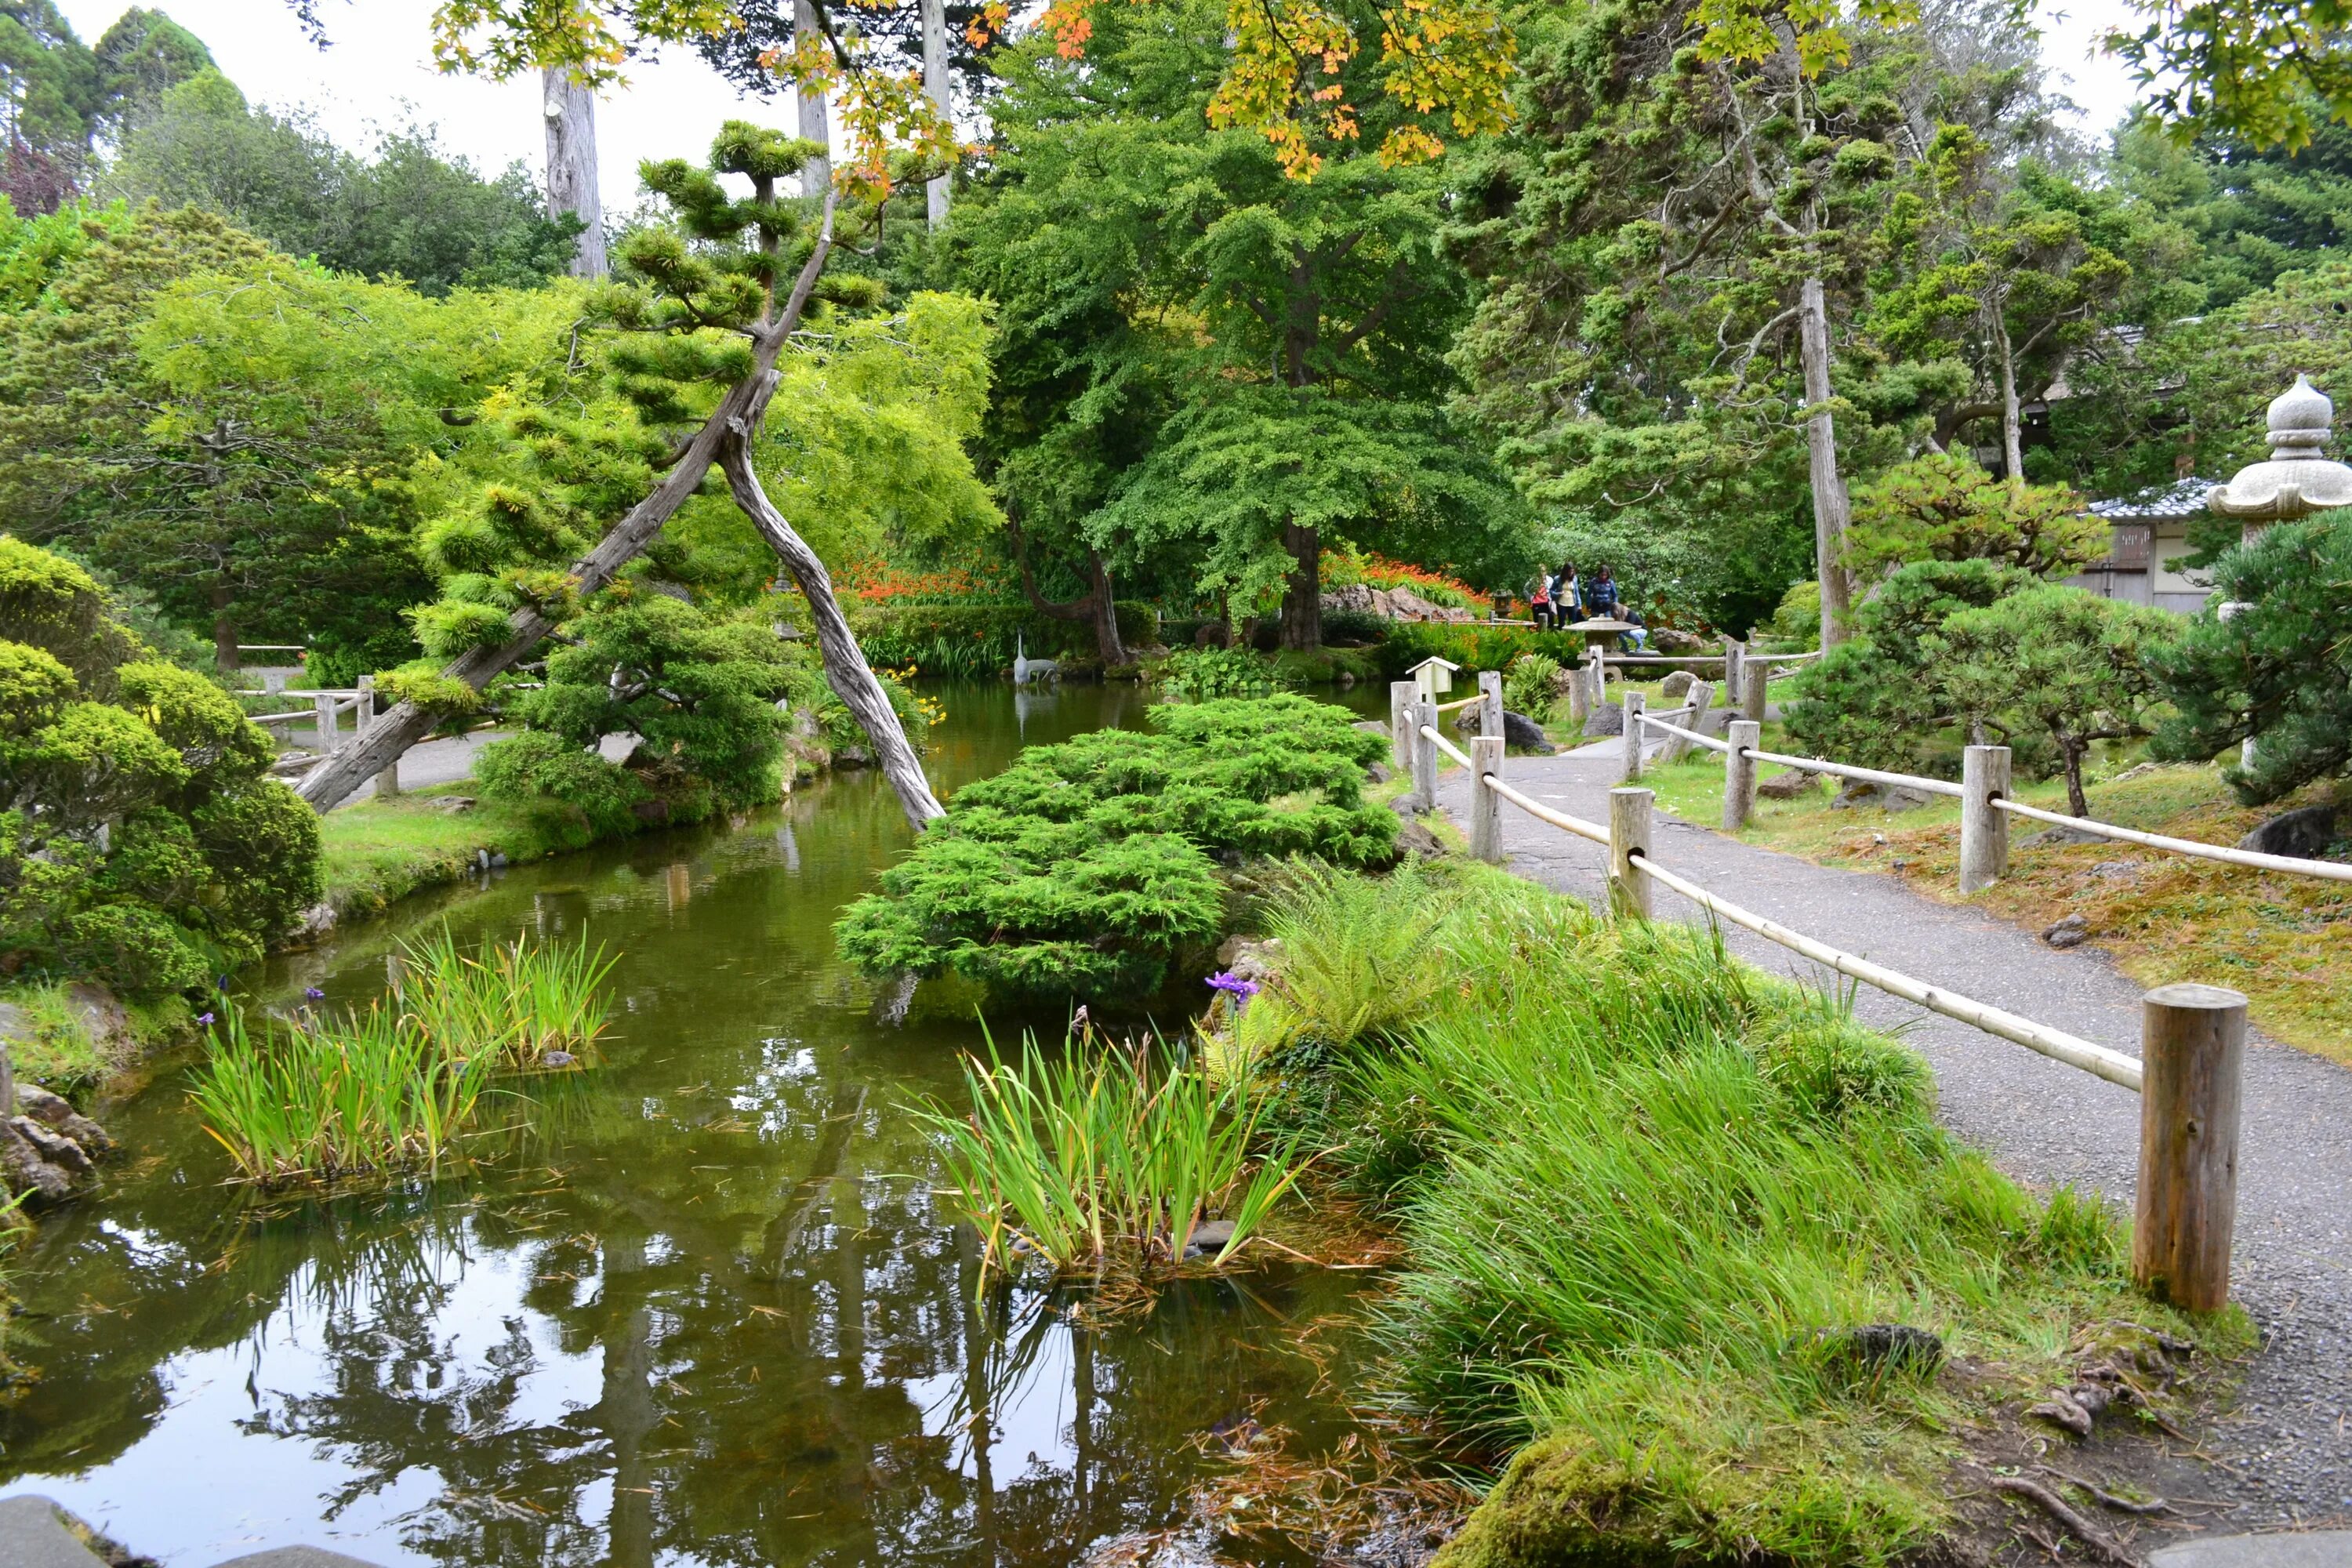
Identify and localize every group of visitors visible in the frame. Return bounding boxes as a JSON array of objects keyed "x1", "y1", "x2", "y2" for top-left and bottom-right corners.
[{"x1": 1528, "y1": 562, "x2": 1641, "y2": 639}]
